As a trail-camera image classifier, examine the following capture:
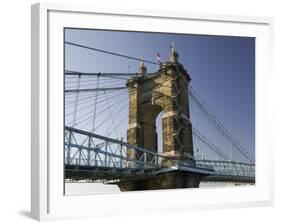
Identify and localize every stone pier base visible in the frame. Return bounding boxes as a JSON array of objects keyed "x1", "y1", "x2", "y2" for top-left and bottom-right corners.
[{"x1": 117, "y1": 172, "x2": 201, "y2": 191}]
